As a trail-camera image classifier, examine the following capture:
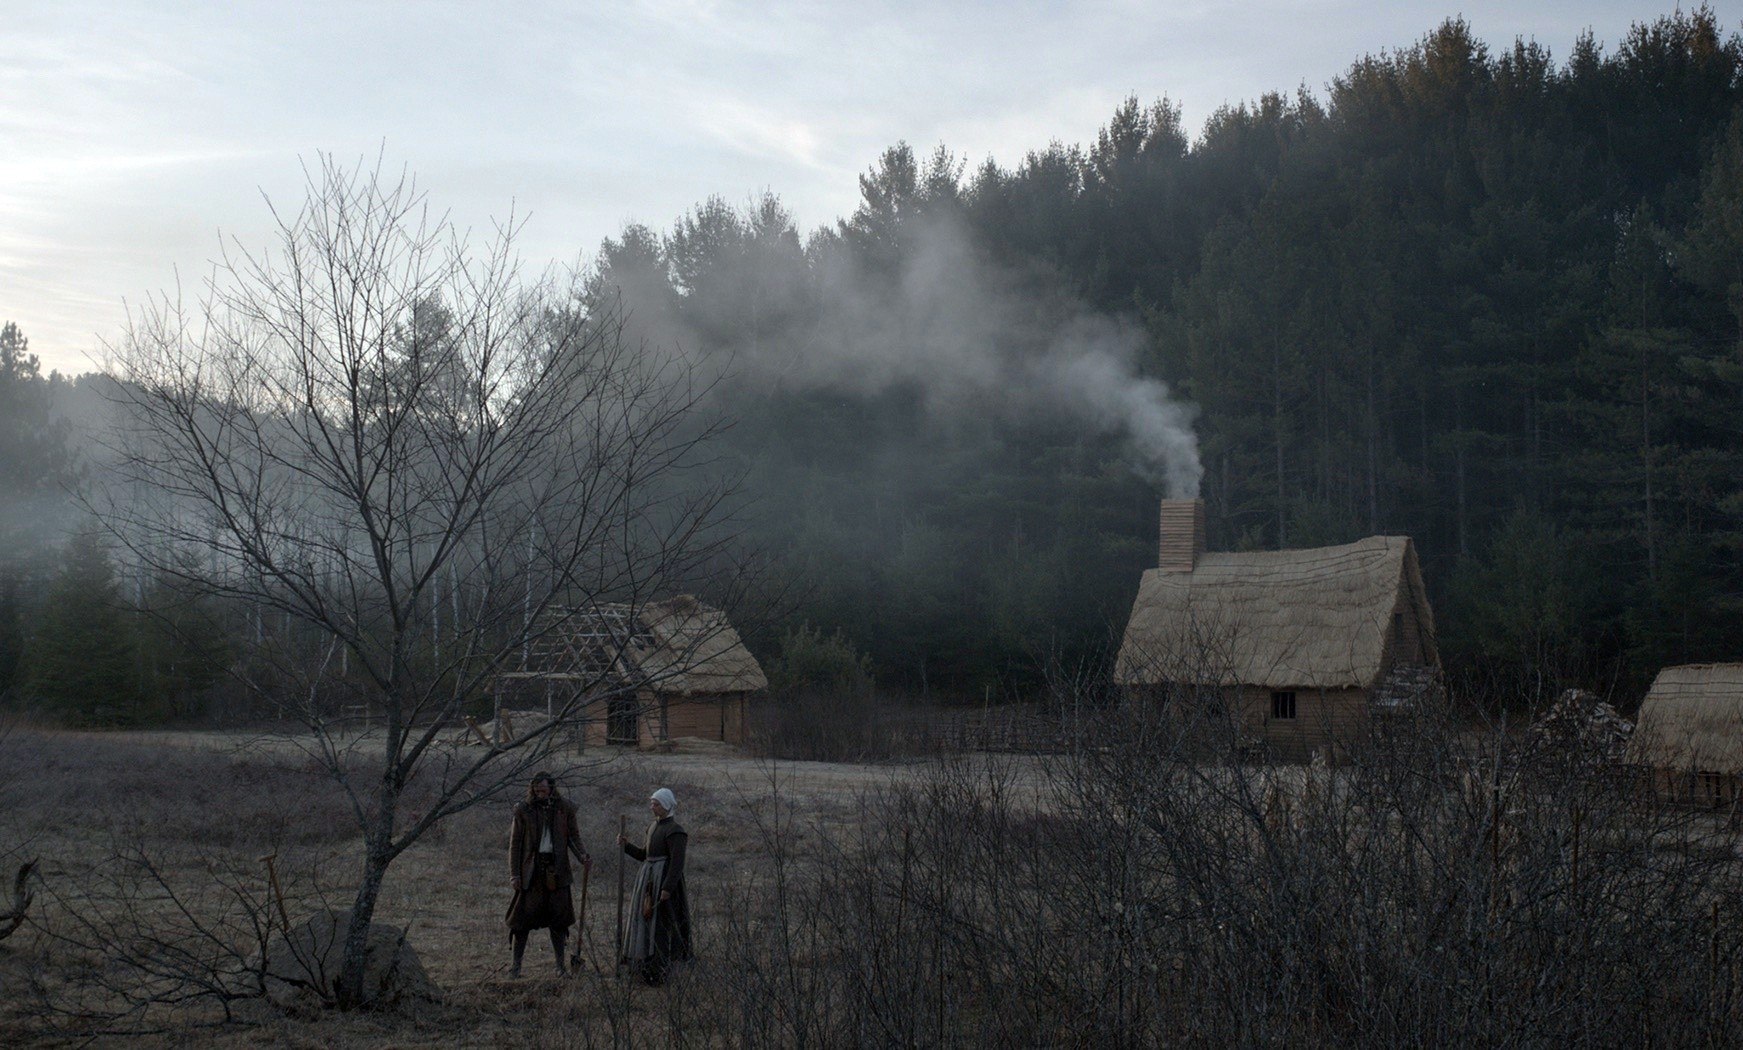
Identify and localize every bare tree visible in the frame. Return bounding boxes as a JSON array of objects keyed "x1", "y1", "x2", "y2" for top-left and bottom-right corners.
[{"x1": 95, "y1": 156, "x2": 736, "y2": 1007}]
